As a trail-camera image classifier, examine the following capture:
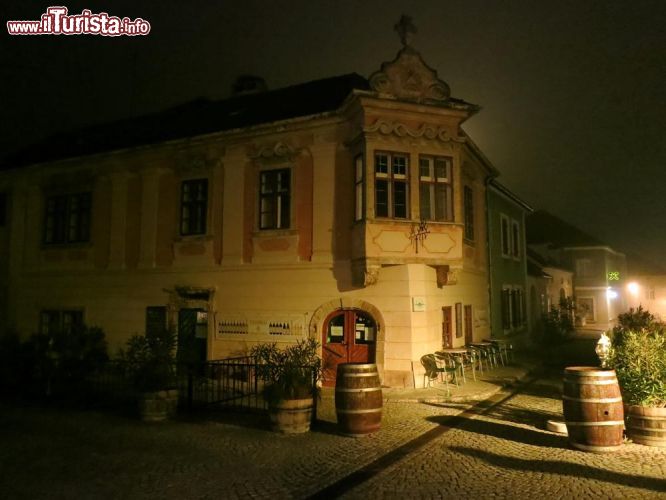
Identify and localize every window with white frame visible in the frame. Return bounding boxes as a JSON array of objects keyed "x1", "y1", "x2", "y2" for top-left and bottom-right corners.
[
  {"x1": 500, "y1": 214, "x2": 511, "y2": 257},
  {"x1": 44, "y1": 192, "x2": 91, "y2": 244},
  {"x1": 259, "y1": 168, "x2": 291, "y2": 230},
  {"x1": 180, "y1": 179, "x2": 208, "y2": 235},
  {"x1": 40, "y1": 310, "x2": 84, "y2": 335},
  {"x1": 374, "y1": 152, "x2": 408, "y2": 219},
  {"x1": 354, "y1": 155, "x2": 364, "y2": 221},
  {"x1": 419, "y1": 156, "x2": 453, "y2": 221},
  {"x1": 0, "y1": 192, "x2": 6, "y2": 227},
  {"x1": 576, "y1": 258, "x2": 593, "y2": 278},
  {"x1": 511, "y1": 220, "x2": 520, "y2": 259}
]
